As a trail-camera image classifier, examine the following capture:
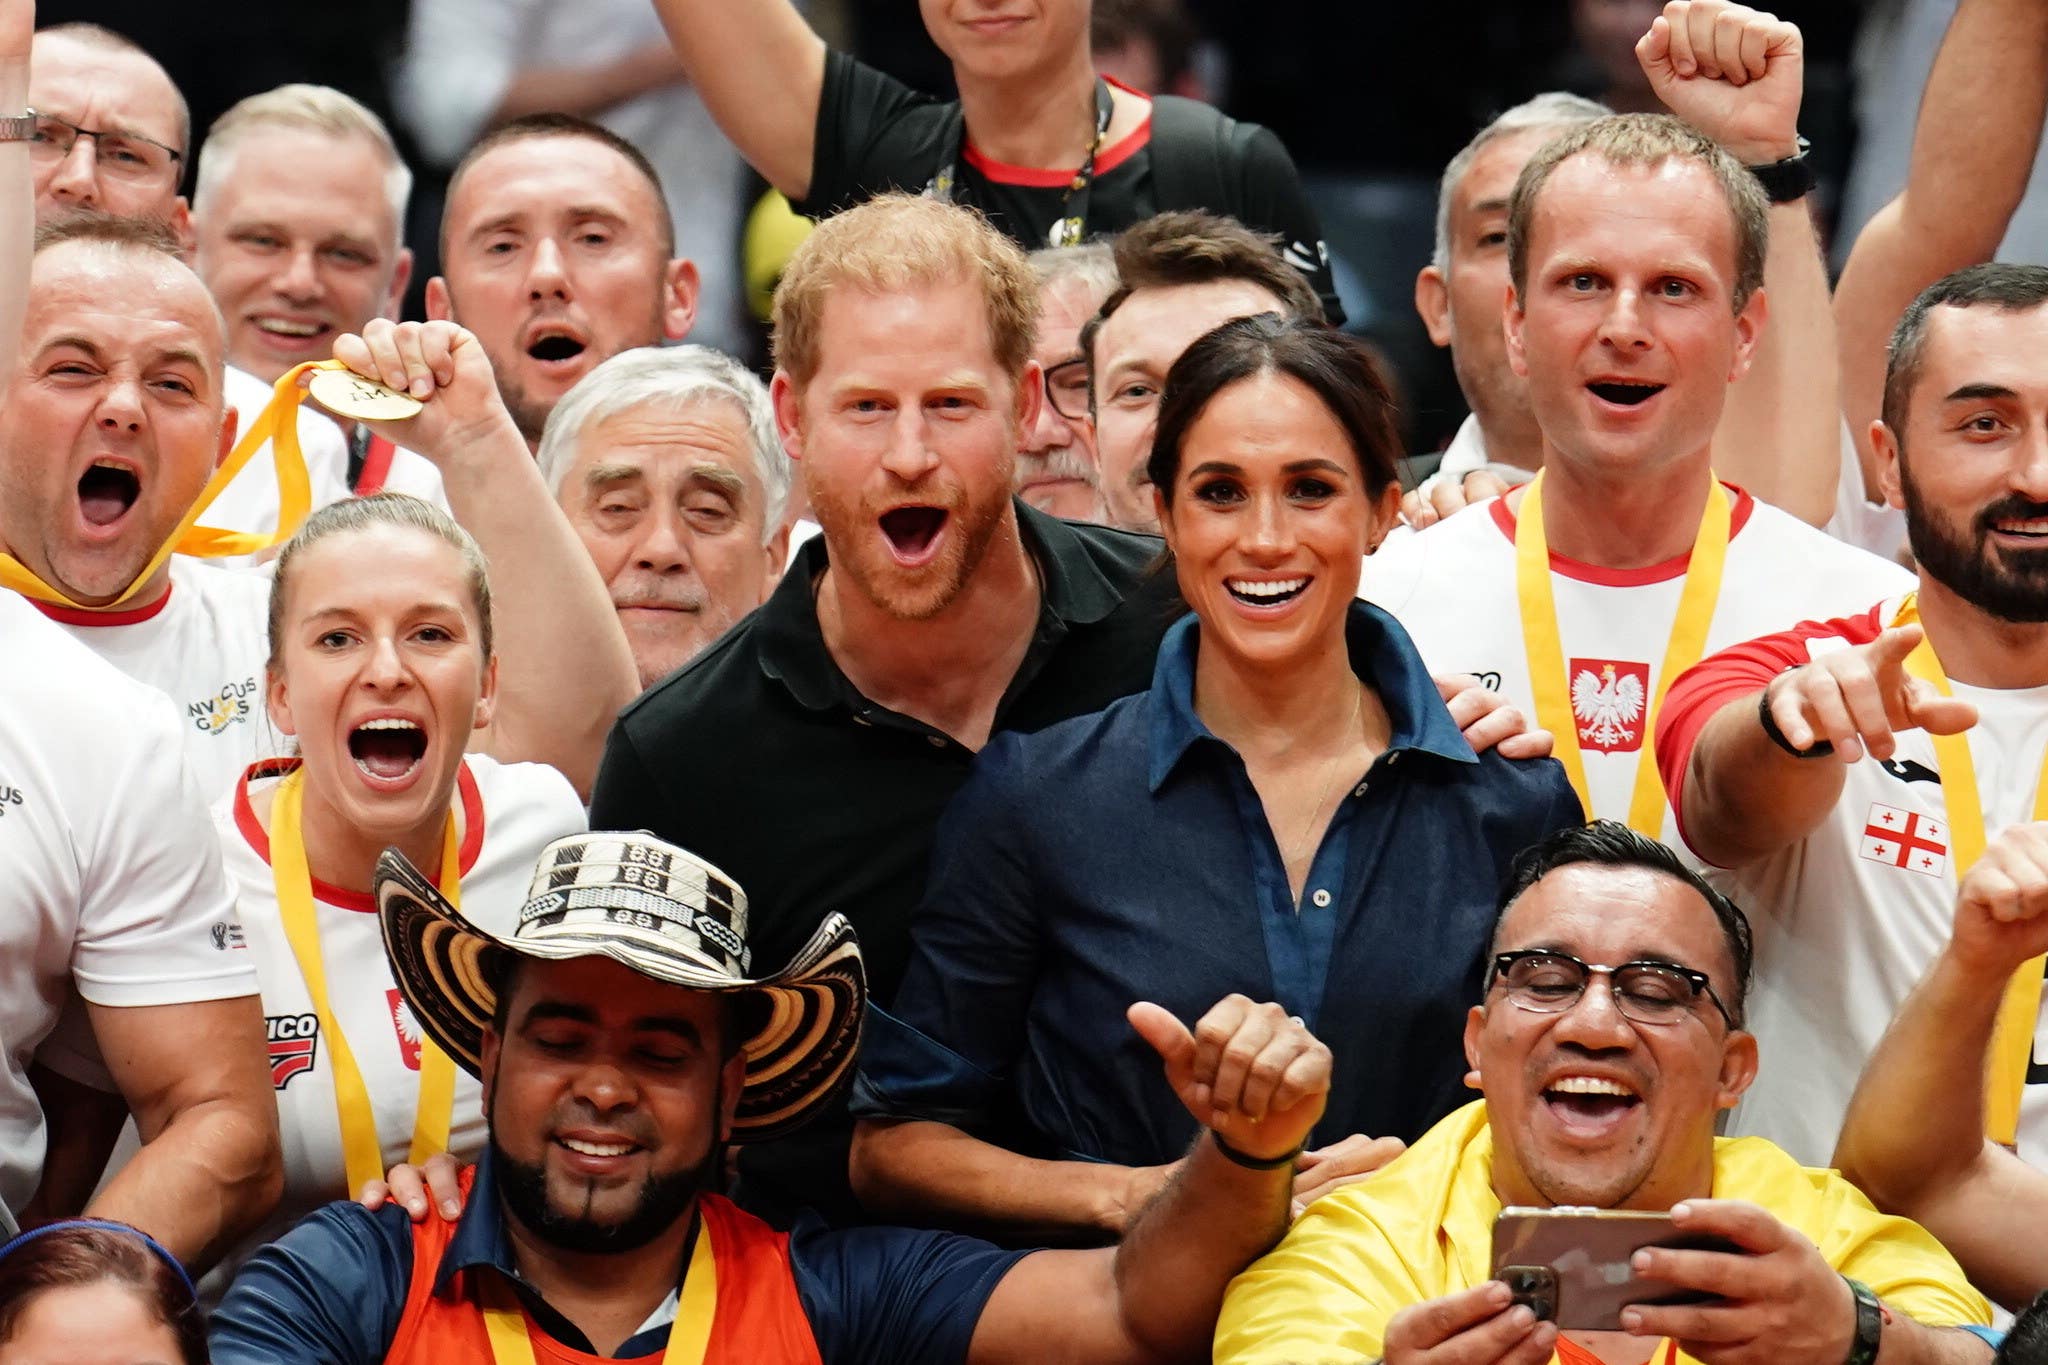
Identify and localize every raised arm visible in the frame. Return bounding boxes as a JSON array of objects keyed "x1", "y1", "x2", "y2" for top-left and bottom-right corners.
[
  {"x1": 1835, "y1": 0, "x2": 2048, "y2": 509},
  {"x1": 647, "y1": 0, "x2": 827, "y2": 201},
  {"x1": 1640, "y1": 0, "x2": 1837, "y2": 526},
  {"x1": 965, "y1": 997, "x2": 1326, "y2": 1364},
  {"x1": 0, "y1": 0, "x2": 30, "y2": 379},
  {"x1": 1834, "y1": 823, "x2": 2048, "y2": 1312},
  {"x1": 328, "y1": 319, "x2": 639, "y2": 797},
  {"x1": 1656, "y1": 622, "x2": 1976, "y2": 868}
]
